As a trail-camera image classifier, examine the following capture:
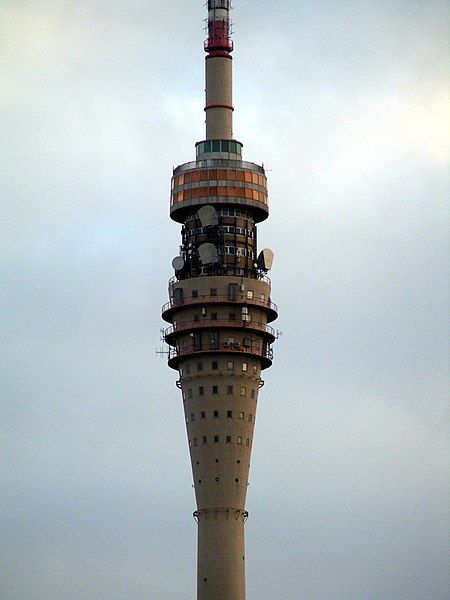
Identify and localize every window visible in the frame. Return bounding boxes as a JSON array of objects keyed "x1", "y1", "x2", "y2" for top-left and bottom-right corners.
[
  {"x1": 193, "y1": 438, "x2": 198, "y2": 446},
  {"x1": 198, "y1": 386, "x2": 204, "y2": 396},
  {"x1": 210, "y1": 331, "x2": 219, "y2": 349},
  {"x1": 251, "y1": 389, "x2": 256, "y2": 399},
  {"x1": 227, "y1": 410, "x2": 233, "y2": 418},
  {"x1": 227, "y1": 361, "x2": 234, "y2": 370},
  {"x1": 240, "y1": 387, "x2": 246, "y2": 396},
  {"x1": 212, "y1": 385, "x2": 218, "y2": 394},
  {"x1": 201, "y1": 411, "x2": 206, "y2": 419},
  {"x1": 247, "y1": 290, "x2": 254, "y2": 299},
  {"x1": 202, "y1": 436, "x2": 208, "y2": 444},
  {"x1": 228, "y1": 283, "x2": 238, "y2": 300},
  {"x1": 248, "y1": 414, "x2": 253, "y2": 422},
  {"x1": 192, "y1": 290, "x2": 198, "y2": 298},
  {"x1": 214, "y1": 435, "x2": 219, "y2": 443},
  {"x1": 253, "y1": 364, "x2": 257, "y2": 374},
  {"x1": 212, "y1": 361, "x2": 218, "y2": 370},
  {"x1": 193, "y1": 332, "x2": 202, "y2": 350},
  {"x1": 194, "y1": 314, "x2": 200, "y2": 322},
  {"x1": 246, "y1": 438, "x2": 250, "y2": 446},
  {"x1": 191, "y1": 413, "x2": 195, "y2": 421},
  {"x1": 229, "y1": 313, "x2": 236, "y2": 321},
  {"x1": 242, "y1": 362, "x2": 248, "y2": 372},
  {"x1": 237, "y1": 436, "x2": 242, "y2": 445},
  {"x1": 187, "y1": 389, "x2": 193, "y2": 399},
  {"x1": 227, "y1": 385, "x2": 233, "y2": 395},
  {"x1": 211, "y1": 313, "x2": 218, "y2": 321},
  {"x1": 213, "y1": 410, "x2": 219, "y2": 418},
  {"x1": 210, "y1": 288, "x2": 217, "y2": 296},
  {"x1": 226, "y1": 436, "x2": 232, "y2": 444},
  {"x1": 197, "y1": 362, "x2": 203, "y2": 372},
  {"x1": 239, "y1": 411, "x2": 245, "y2": 420}
]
